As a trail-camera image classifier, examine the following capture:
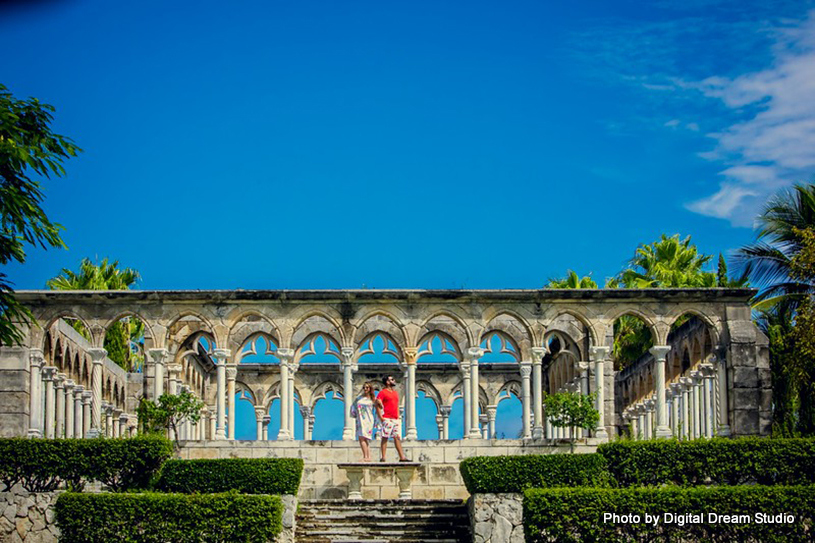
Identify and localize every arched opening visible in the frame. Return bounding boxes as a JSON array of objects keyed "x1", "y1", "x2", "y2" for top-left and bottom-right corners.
[
  {"x1": 299, "y1": 334, "x2": 341, "y2": 364},
  {"x1": 357, "y1": 333, "x2": 400, "y2": 364},
  {"x1": 104, "y1": 314, "x2": 150, "y2": 372},
  {"x1": 479, "y1": 331, "x2": 520, "y2": 363},
  {"x1": 312, "y1": 390, "x2": 344, "y2": 440},
  {"x1": 233, "y1": 390, "x2": 256, "y2": 440},
  {"x1": 612, "y1": 313, "x2": 655, "y2": 371},
  {"x1": 267, "y1": 392, "x2": 305, "y2": 440},
  {"x1": 495, "y1": 387, "x2": 523, "y2": 439},
  {"x1": 239, "y1": 335, "x2": 279, "y2": 364}
]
